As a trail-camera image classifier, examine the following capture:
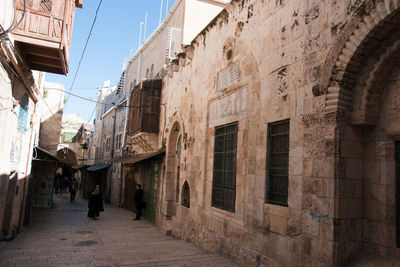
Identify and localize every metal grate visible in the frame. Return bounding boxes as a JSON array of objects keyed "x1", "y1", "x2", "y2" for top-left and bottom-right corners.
[
  {"x1": 217, "y1": 63, "x2": 239, "y2": 92},
  {"x1": 212, "y1": 122, "x2": 238, "y2": 212},
  {"x1": 17, "y1": 94, "x2": 29, "y2": 133},
  {"x1": 166, "y1": 27, "x2": 182, "y2": 61},
  {"x1": 266, "y1": 119, "x2": 290, "y2": 206}
]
